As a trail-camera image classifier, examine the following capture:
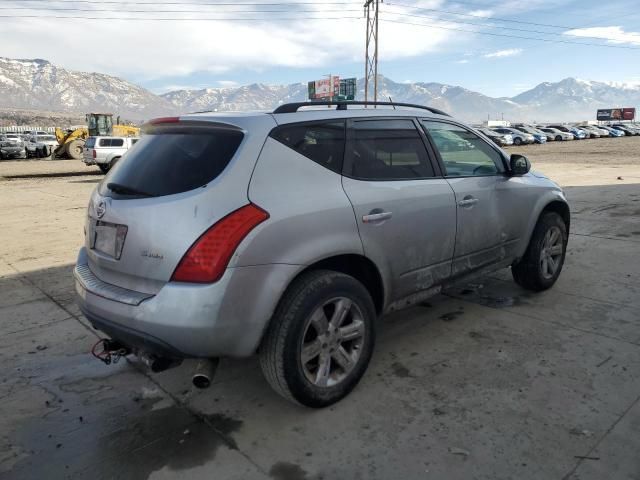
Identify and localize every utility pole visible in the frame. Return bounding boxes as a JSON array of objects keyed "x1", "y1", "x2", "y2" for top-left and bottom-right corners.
[{"x1": 364, "y1": 0, "x2": 379, "y2": 103}]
